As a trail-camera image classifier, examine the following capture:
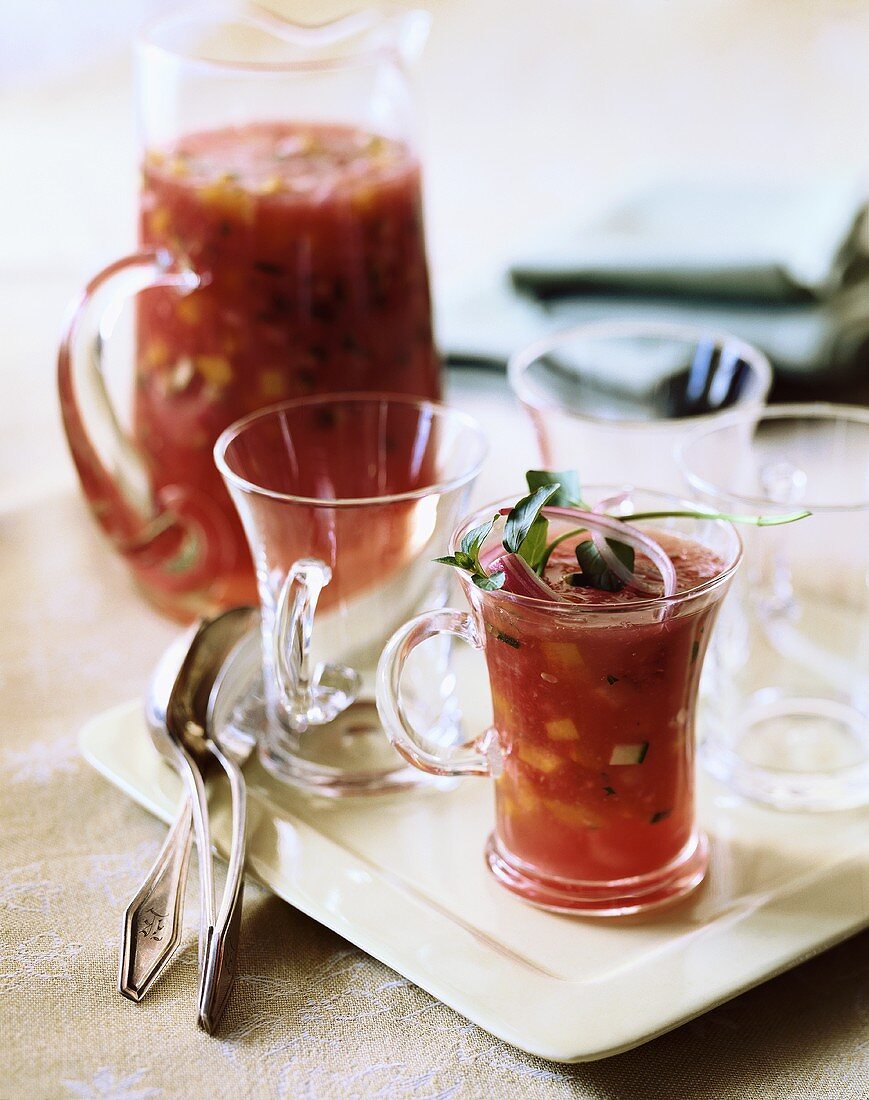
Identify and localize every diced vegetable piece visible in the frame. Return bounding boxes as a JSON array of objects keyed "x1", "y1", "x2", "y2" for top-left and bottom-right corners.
[
  {"x1": 259, "y1": 369, "x2": 289, "y2": 399},
  {"x1": 149, "y1": 207, "x2": 171, "y2": 236},
  {"x1": 175, "y1": 295, "x2": 201, "y2": 324},
  {"x1": 540, "y1": 641, "x2": 585, "y2": 674},
  {"x1": 194, "y1": 355, "x2": 233, "y2": 387},
  {"x1": 544, "y1": 798, "x2": 604, "y2": 830},
  {"x1": 514, "y1": 779, "x2": 540, "y2": 813},
  {"x1": 545, "y1": 718, "x2": 580, "y2": 742},
  {"x1": 608, "y1": 741, "x2": 649, "y2": 766},
  {"x1": 517, "y1": 743, "x2": 561, "y2": 774}
]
